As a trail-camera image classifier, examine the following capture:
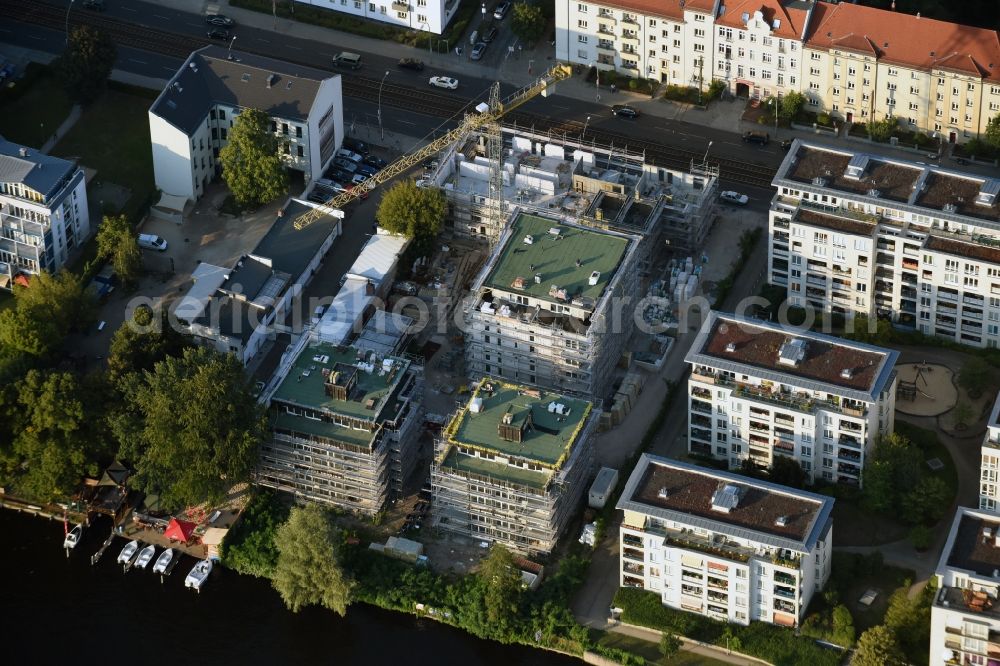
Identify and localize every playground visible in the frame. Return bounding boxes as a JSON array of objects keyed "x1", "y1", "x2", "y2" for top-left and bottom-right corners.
[{"x1": 895, "y1": 362, "x2": 958, "y2": 417}]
